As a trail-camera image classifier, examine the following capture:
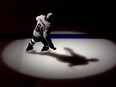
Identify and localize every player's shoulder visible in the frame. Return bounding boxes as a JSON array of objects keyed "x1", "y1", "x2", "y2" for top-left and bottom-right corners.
[{"x1": 36, "y1": 14, "x2": 45, "y2": 21}]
